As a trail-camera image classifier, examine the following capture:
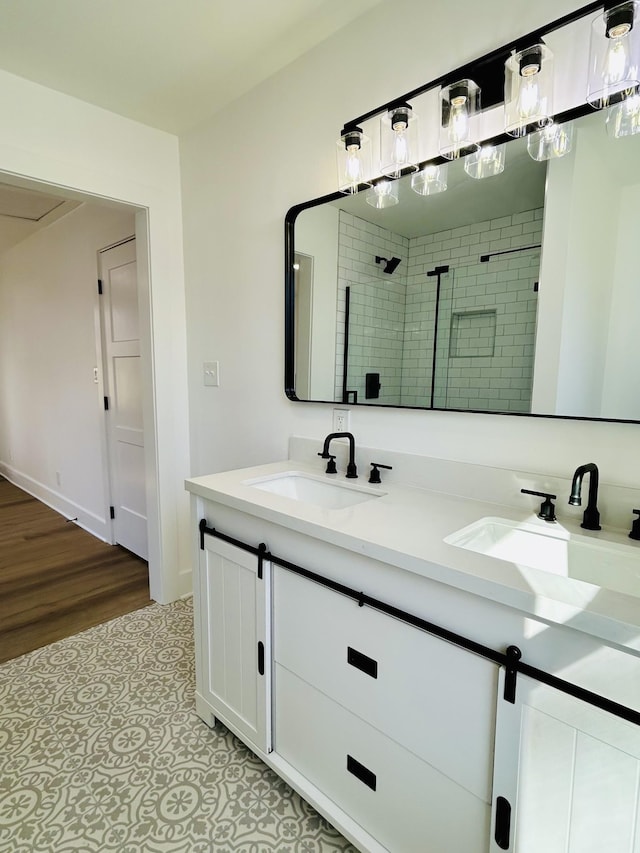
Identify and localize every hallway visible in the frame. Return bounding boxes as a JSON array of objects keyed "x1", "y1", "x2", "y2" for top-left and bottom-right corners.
[{"x1": 0, "y1": 478, "x2": 150, "y2": 663}]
